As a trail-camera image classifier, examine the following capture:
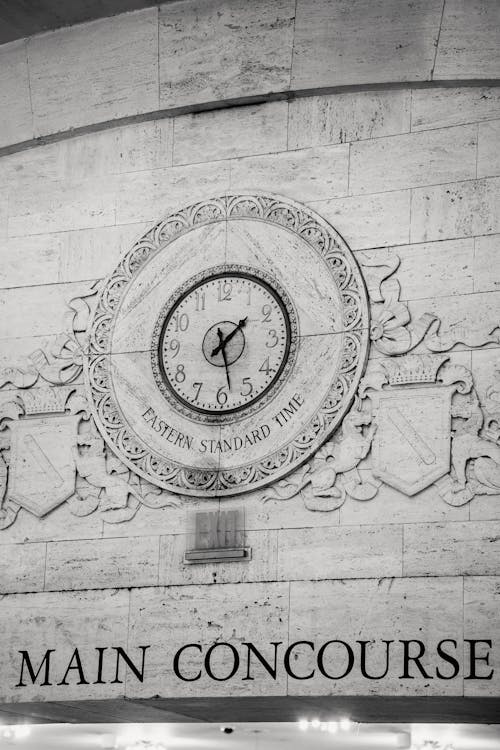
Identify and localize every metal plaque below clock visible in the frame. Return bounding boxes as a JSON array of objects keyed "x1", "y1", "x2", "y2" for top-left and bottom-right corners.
[{"x1": 84, "y1": 193, "x2": 369, "y2": 496}]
